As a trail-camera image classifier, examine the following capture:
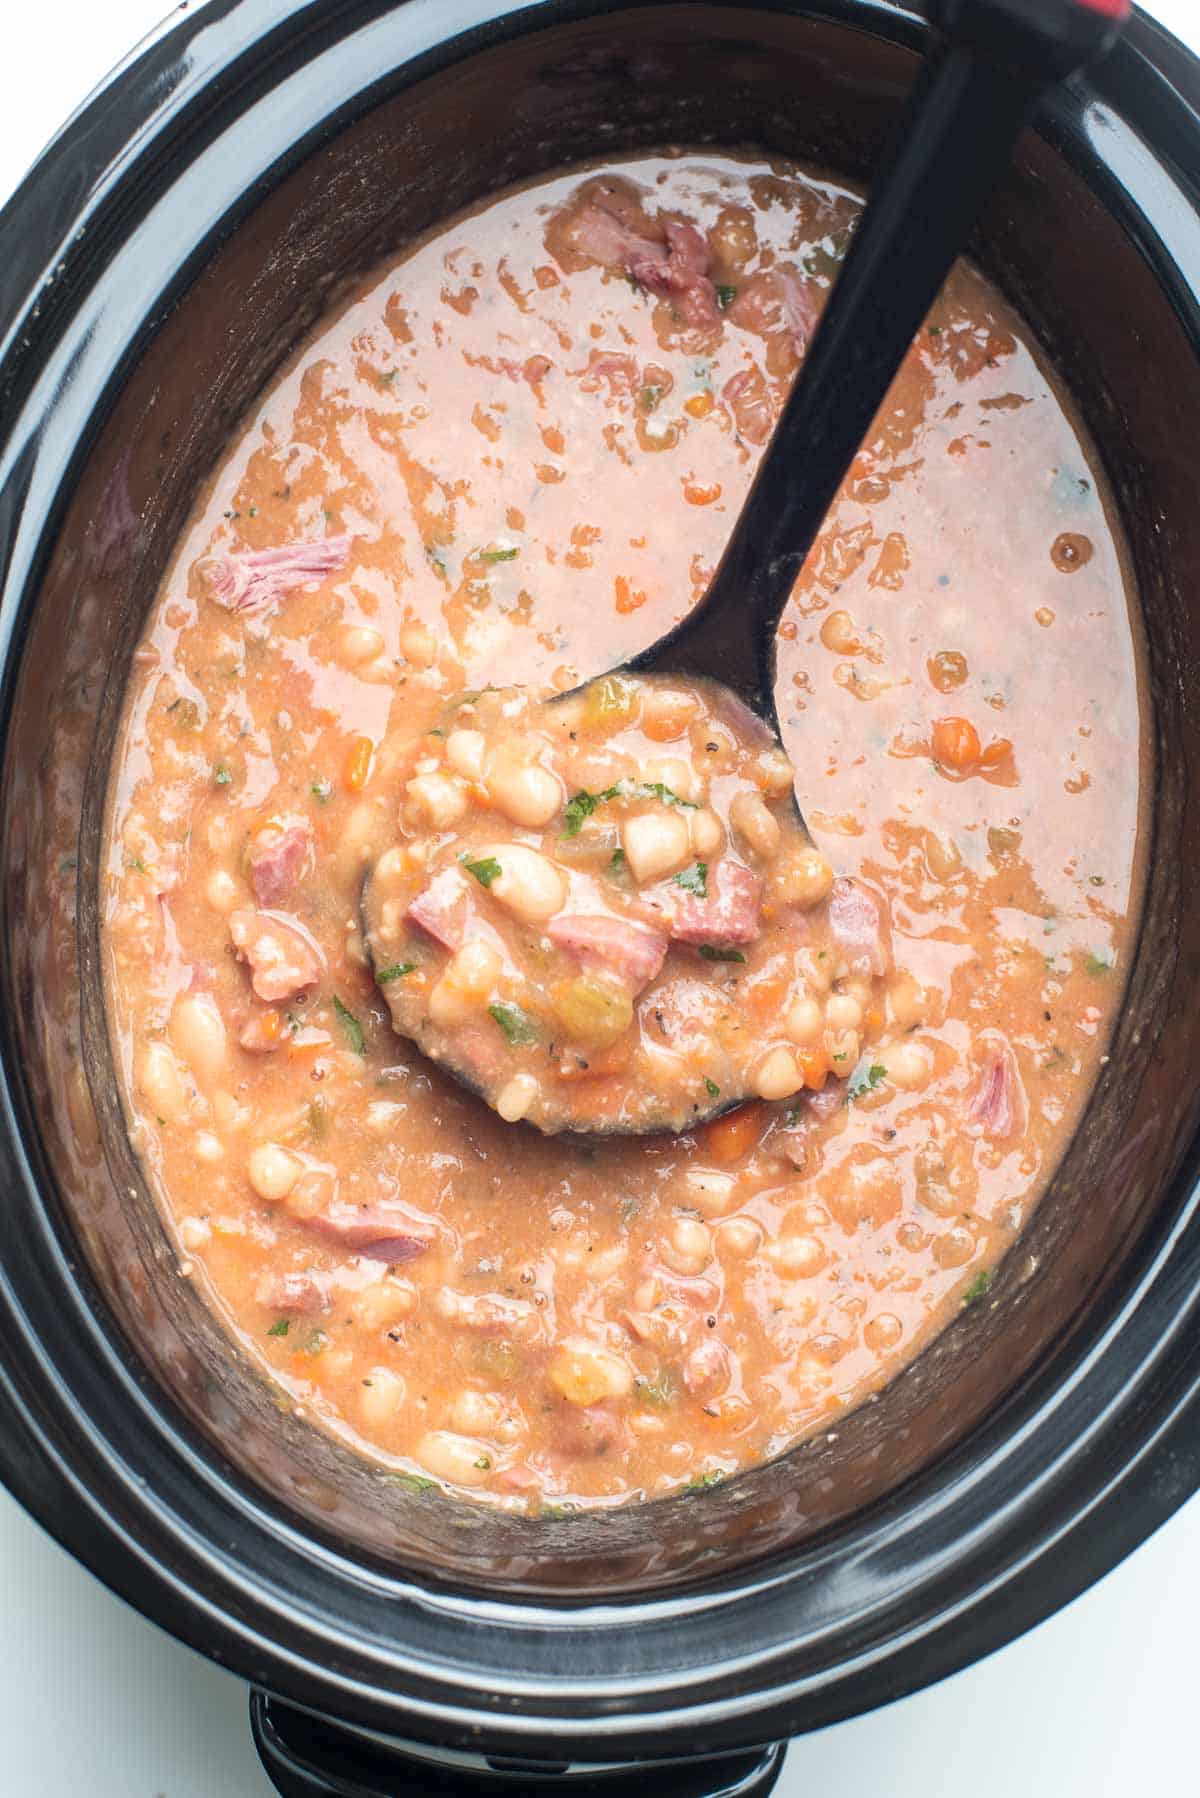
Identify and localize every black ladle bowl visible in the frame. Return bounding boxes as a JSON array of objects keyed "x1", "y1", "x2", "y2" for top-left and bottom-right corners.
[{"x1": 363, "y1": 0, "x2": 1130, "y2": 1133}]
